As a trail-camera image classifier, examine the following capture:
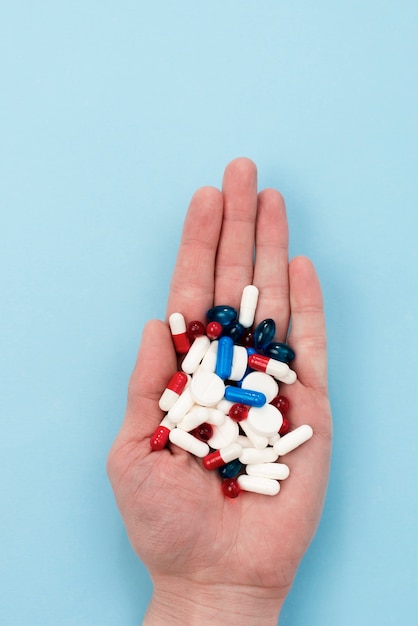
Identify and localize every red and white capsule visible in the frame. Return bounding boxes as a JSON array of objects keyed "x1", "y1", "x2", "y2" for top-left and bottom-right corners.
[
  {"x1": 169, "y1": 312, "x2": 191, "y2": 354},
  {"x1": 248, "y1": 353, "x2": 290, "y2": 381},
  {"x1": 158, "y1": 371, "x2": 189, "y2": 411},
  {"x1": 203, "y1": 442, "x2": 242, "y2": 470},
  {"x1": 150, "y1": 416, "x2": 175, "y2": 451}
]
